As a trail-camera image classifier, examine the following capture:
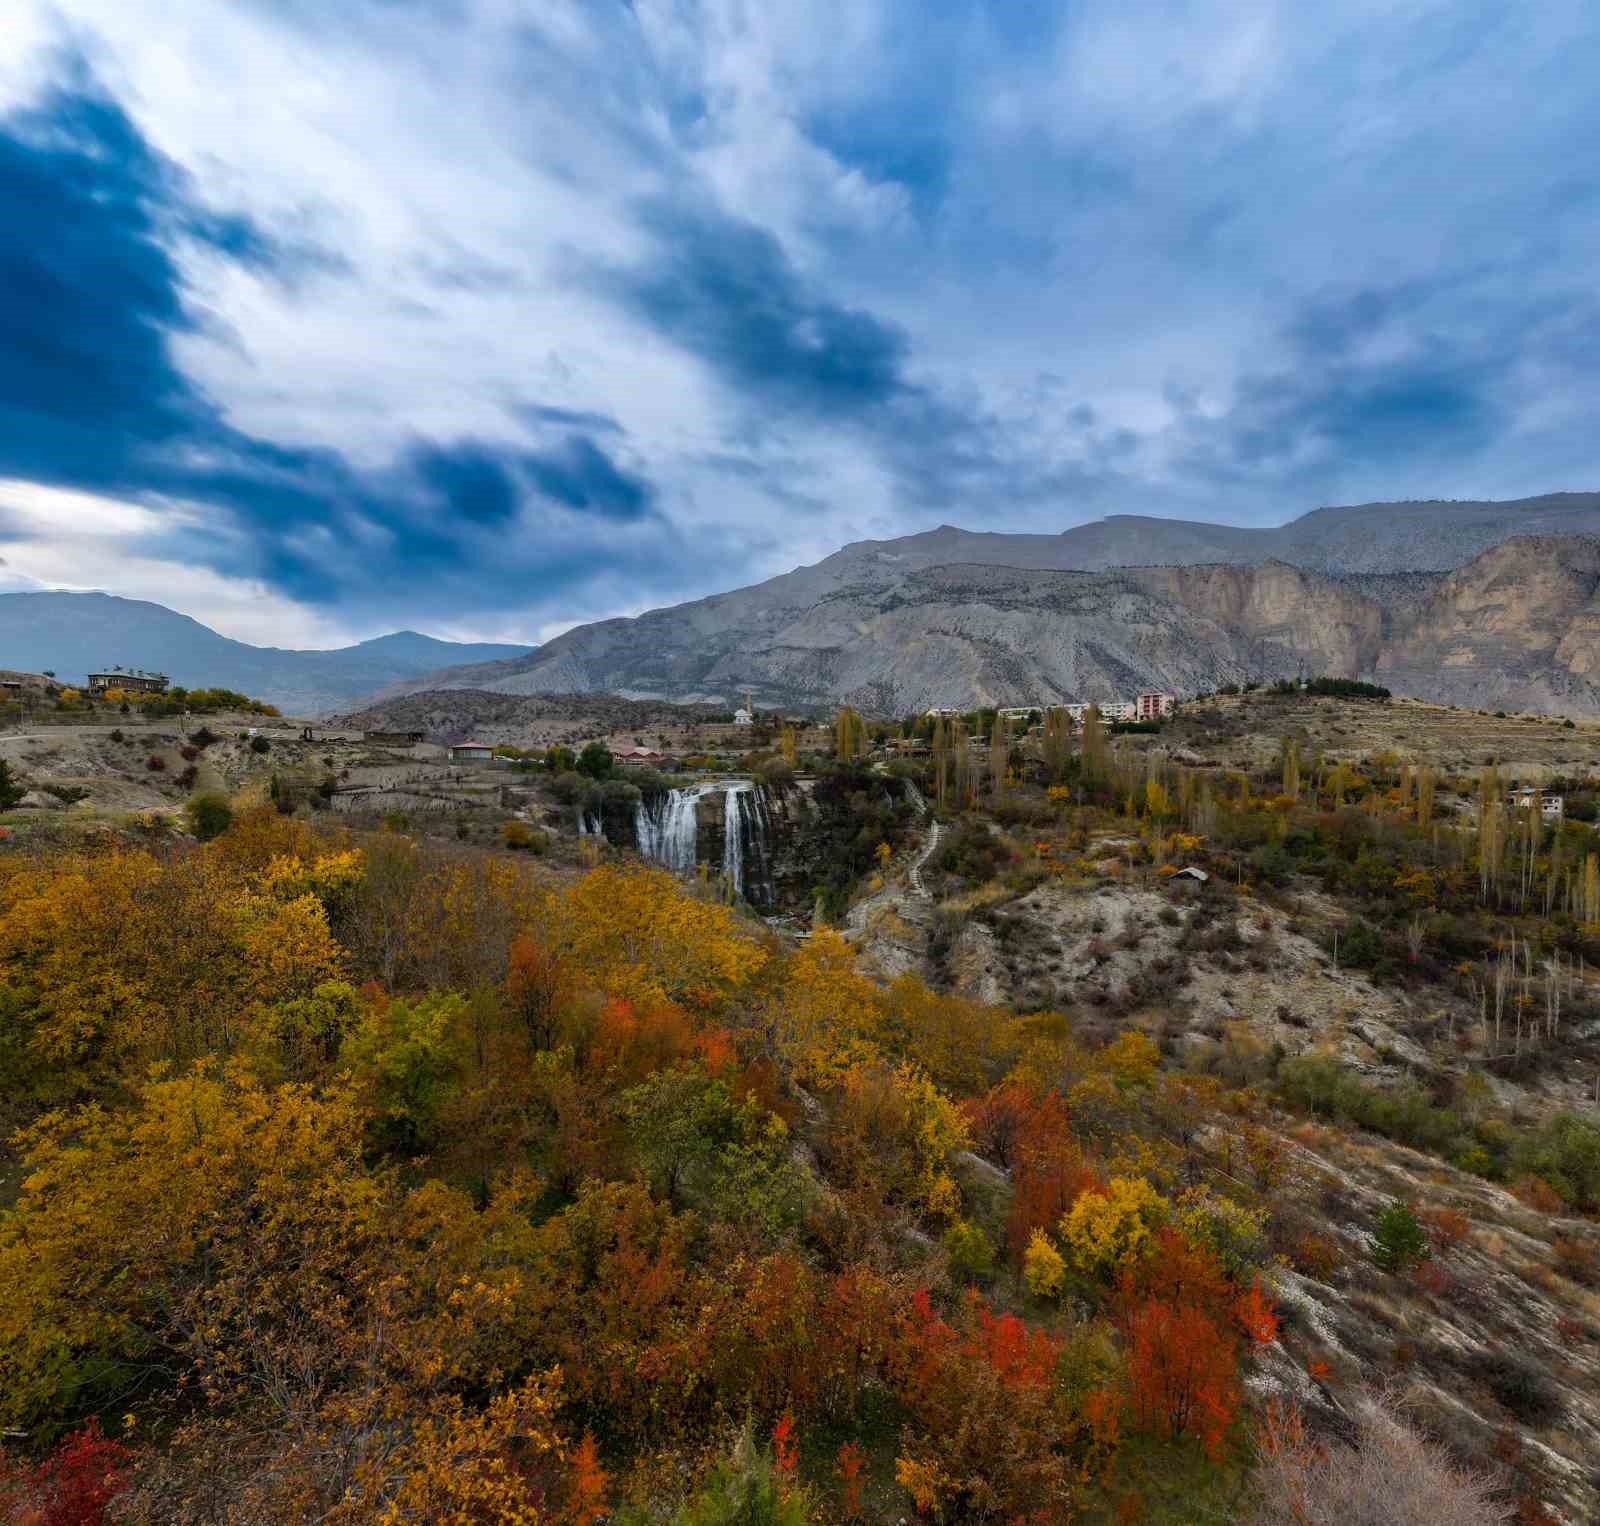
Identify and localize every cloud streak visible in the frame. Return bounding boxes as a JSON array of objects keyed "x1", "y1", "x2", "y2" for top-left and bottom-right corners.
[{"x1": 1, "y1": 1, "x2": 1598, "y2": 642}]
